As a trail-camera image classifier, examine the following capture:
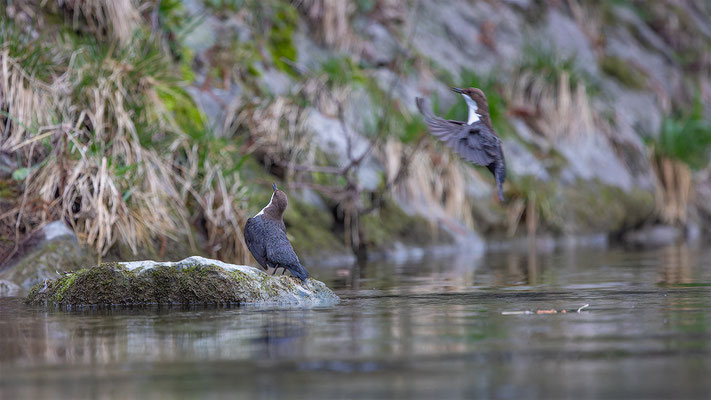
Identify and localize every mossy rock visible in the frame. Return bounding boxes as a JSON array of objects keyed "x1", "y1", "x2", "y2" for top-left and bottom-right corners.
[
  {"x1": 283, "y1": 196, "x2": 347, "y2": 258},
  {"x1": 25, "y1": 256, "x2": 339, "y2": 307},
  {"x1": 557, "y1": 180, "x2": 655, "y2": 234},
  {"x1": 0, "y1": 234, "x2": 97, "y2": 290},
  {"x1": 599, "y1": 55, "x2": 647, "y2": 89},
  {"x1": 486, "y1": 178, "x2": 656, "y2": 237},
  {"x1": 360, "y1": 199, "x2": 448, "y2": 250}
]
